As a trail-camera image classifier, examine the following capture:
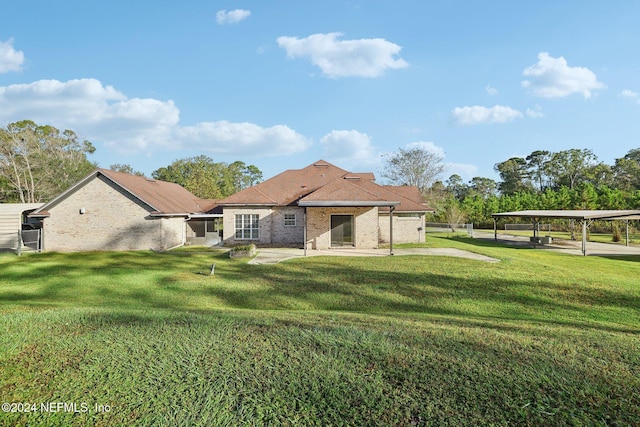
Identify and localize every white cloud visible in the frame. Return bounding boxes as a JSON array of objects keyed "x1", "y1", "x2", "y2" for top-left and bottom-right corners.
[
  {"x1": 404, "y1": 141, "x2": 445, "y2": 158},
  {"x1": 522, "y1": 52, "x2": 605, "y2": 99},
  {"x1": 216, "y1": 9, "x2": 251, "y2": 25},
  {"x1": 446, "y1": 163, "x2": 478, "y2": 180},
  {"x1": 174, "y1": 121, "x2": 311, "y2": 156},
  {"x1": 0, "y1": 78, "x2": 311, "y2": 157},
  {"x1": 0, "y1": 78, "x2": 178, "y2": 151},
  {"x1": 320, "y1": 130, "x2": 379, "y2": 166},
  {"x1": 526, "y1": 106, "x2": 544, "y2": 118},
  {"x1": 486, "y1": 84, "x2": 498, "y2": 96},
  {"x1": 620, "y1": 89, "x2": 640, "y2": 103},
  {"x1": 276, "y1": 32, "x2": 409, "y2": 78},
  {"x1": 0, "y1": 38, "x2": 25, "y2": 73},
  {"x1": 451, "y1": 105, "x2": 523, "y2": 126}
]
